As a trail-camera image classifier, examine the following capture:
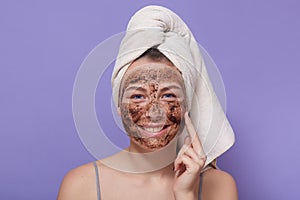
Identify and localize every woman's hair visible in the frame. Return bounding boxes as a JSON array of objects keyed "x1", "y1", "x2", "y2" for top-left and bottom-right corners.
[{"x1": 135, "y1": 47, "x2": 173, "y2": 64}]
